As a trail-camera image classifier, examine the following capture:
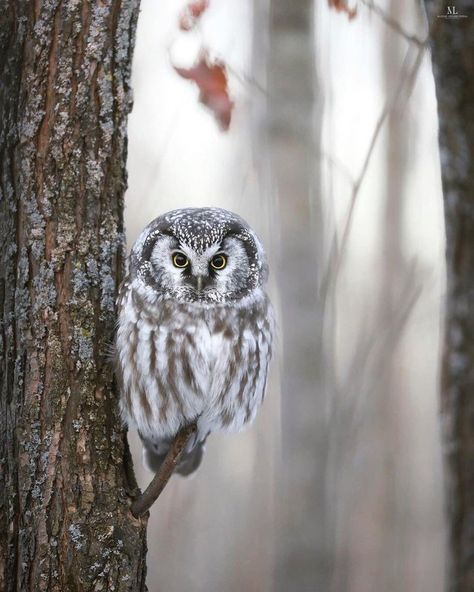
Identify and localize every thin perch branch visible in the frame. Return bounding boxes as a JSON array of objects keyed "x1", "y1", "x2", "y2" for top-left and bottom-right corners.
[{"x1": 131, "y1": 423, "x2": 197, "y2": 517}]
